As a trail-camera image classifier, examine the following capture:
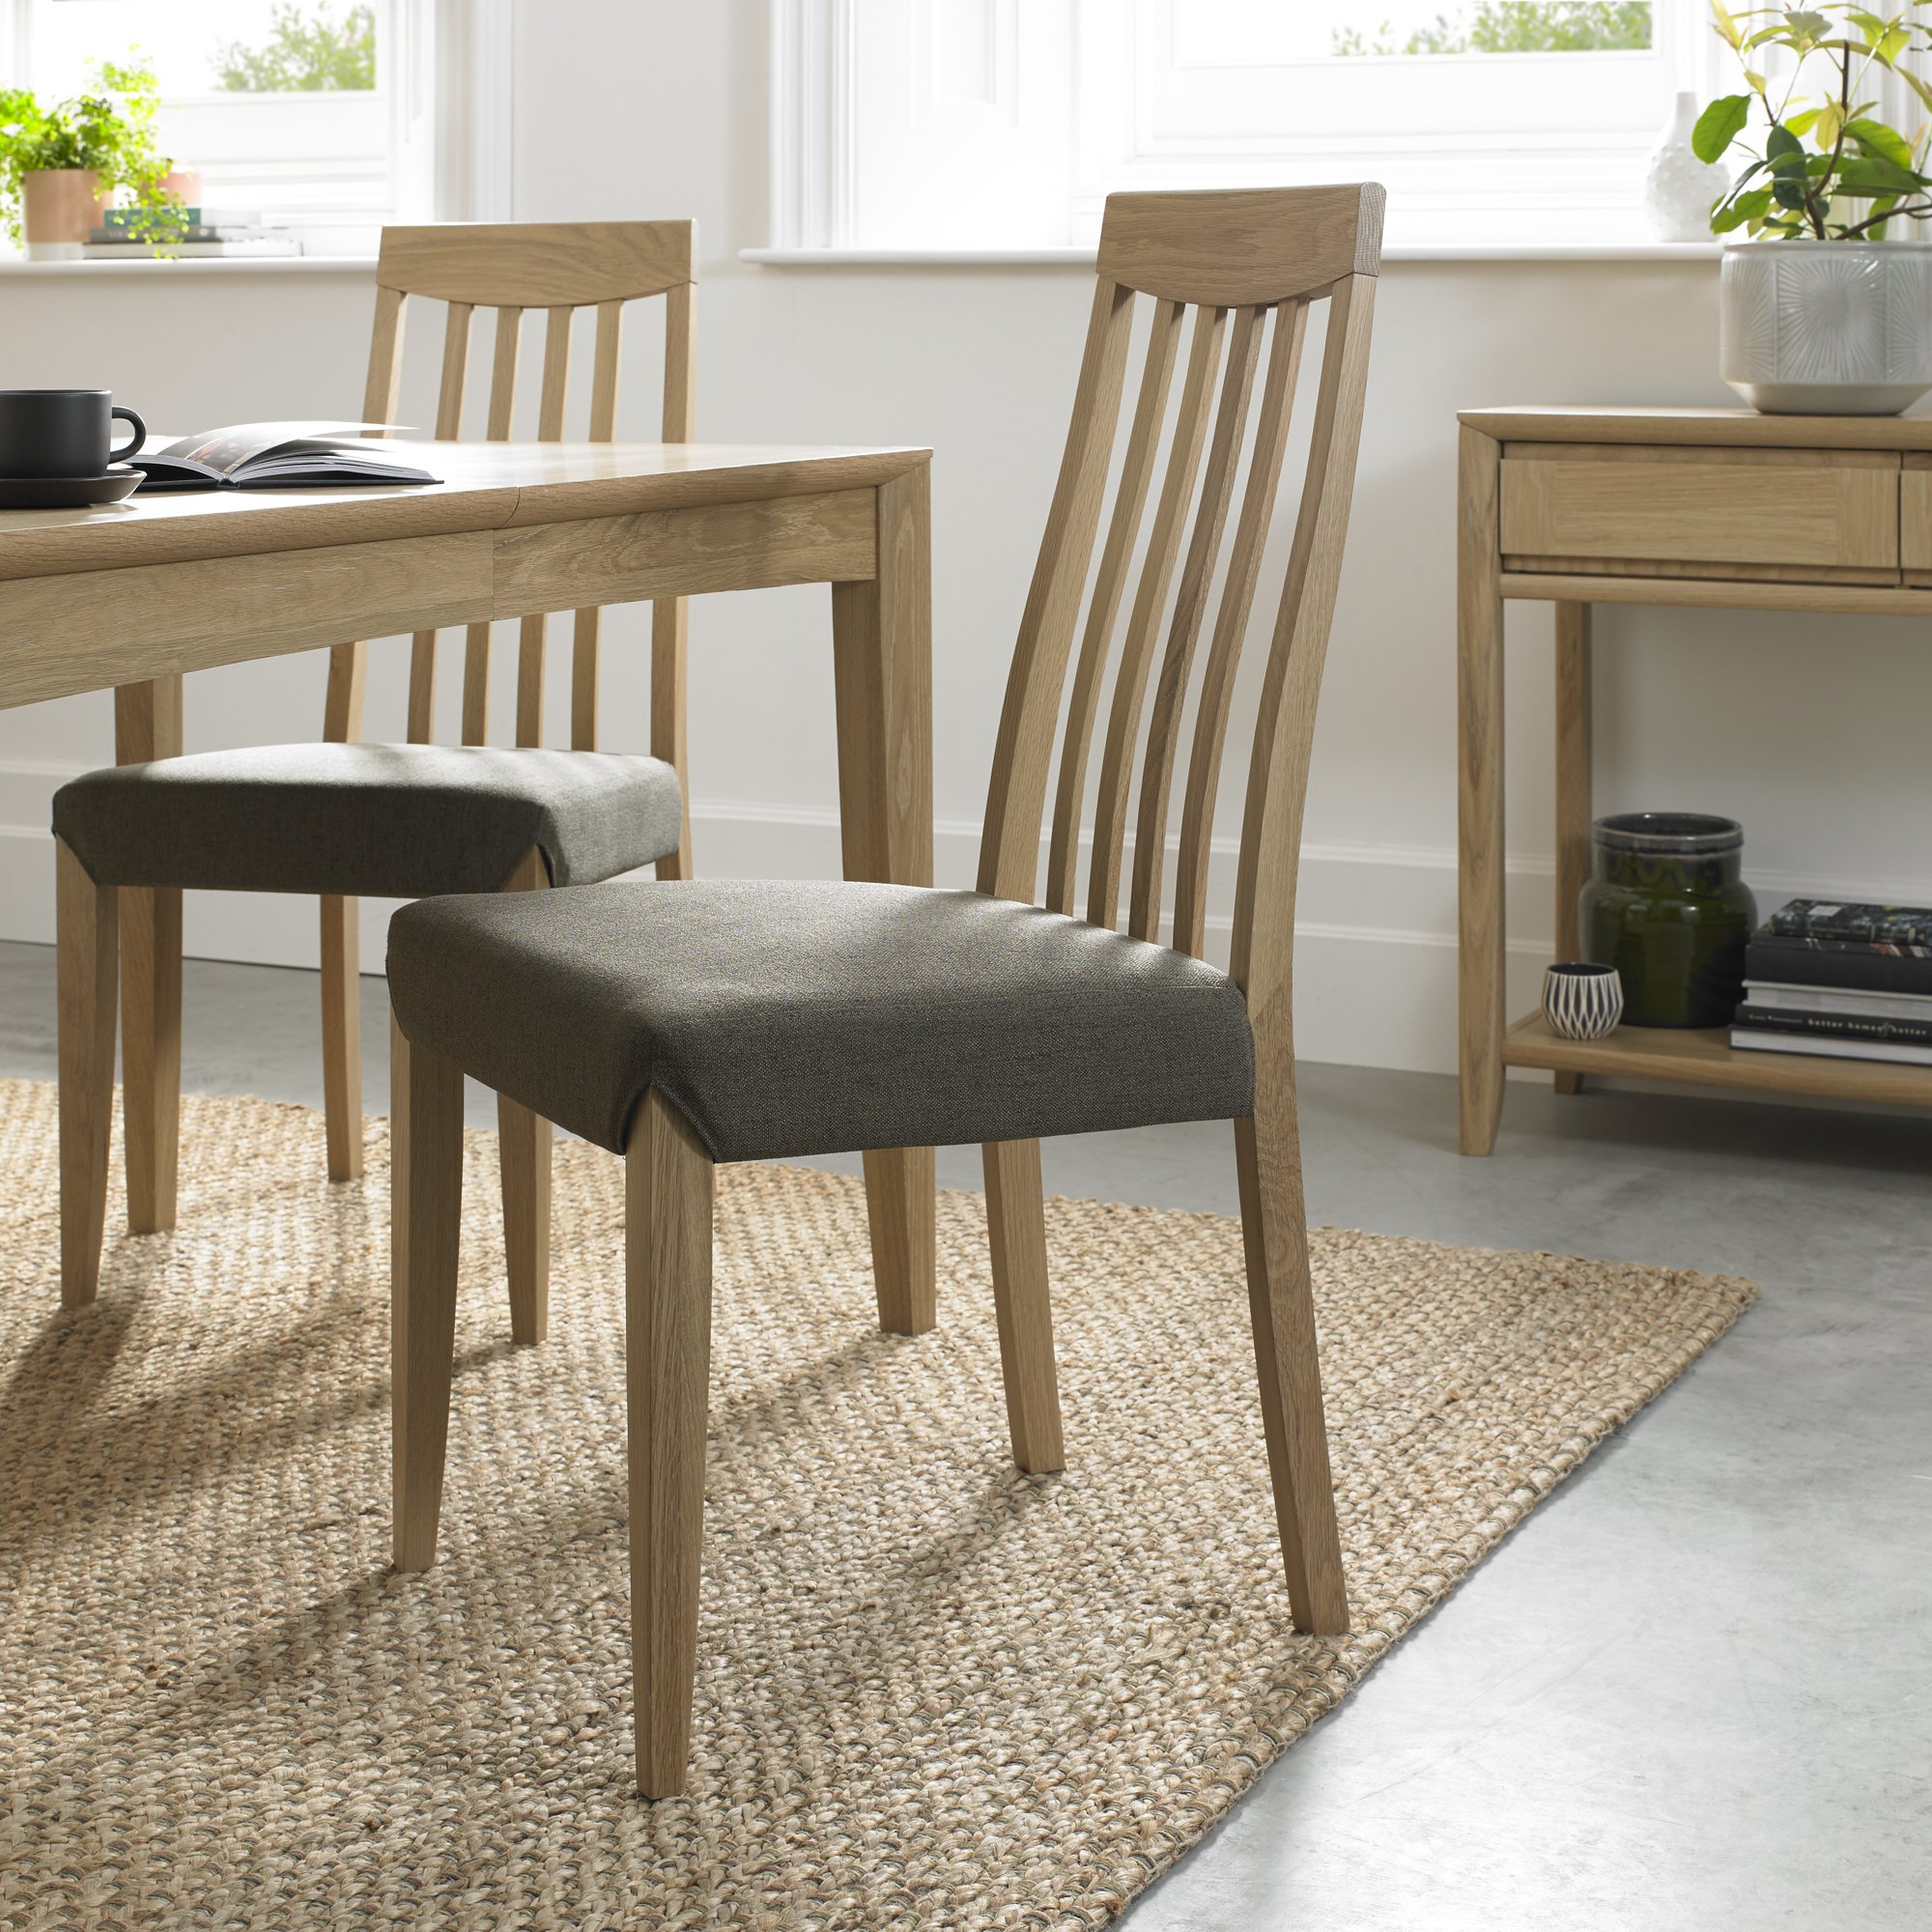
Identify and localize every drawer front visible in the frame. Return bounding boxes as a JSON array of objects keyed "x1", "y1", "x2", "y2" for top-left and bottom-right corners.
[
  {"x1": 1499, "y1": 443, "x2": 1899, "y2": 572},
  {"x1": 1900, "y1": 458, "x2": 1932, "y2": 573}
]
